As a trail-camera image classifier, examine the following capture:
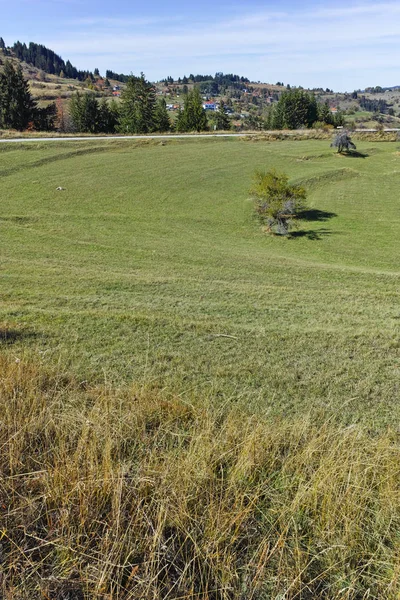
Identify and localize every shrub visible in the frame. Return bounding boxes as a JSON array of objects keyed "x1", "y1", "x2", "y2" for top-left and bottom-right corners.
[
  {"x1": 250, "y1": 169, "x2": 307, "y2": 235},
  {"x1": 312, "y1": 121, "x2": 334, "y2": 131},
  {"x1": 330, "y1": 131, "x2": 357, "y2": 153}
]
